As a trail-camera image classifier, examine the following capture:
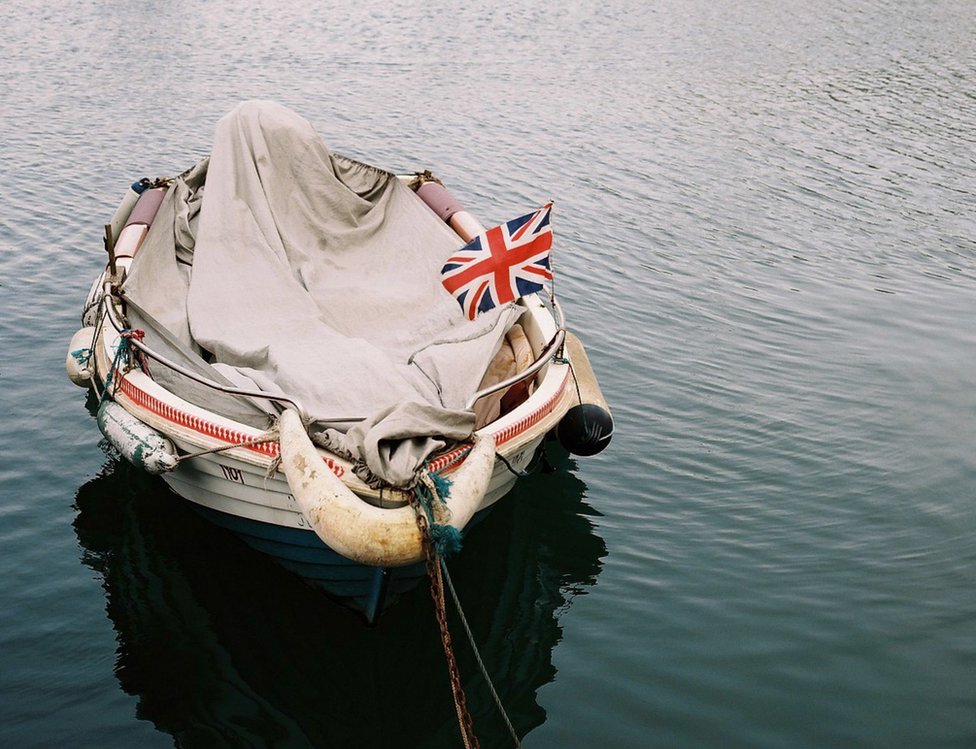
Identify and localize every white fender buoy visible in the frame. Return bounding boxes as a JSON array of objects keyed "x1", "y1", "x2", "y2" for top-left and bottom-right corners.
[
  {"x1": 278, "y1": 409, "x2": 496, "y2": 567},
  {"x1": 97, "y1": 400, "x2": 178, "y2": 474},
  {"x1": 107, "y1": 182, "x2": 145, "y2": 243},
  {"x1": 412, "y1": 179, "x2": 486, "y2": 242},
  {"x1": 66, "y1": 327, "x2": 97, "y2": 387}
]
